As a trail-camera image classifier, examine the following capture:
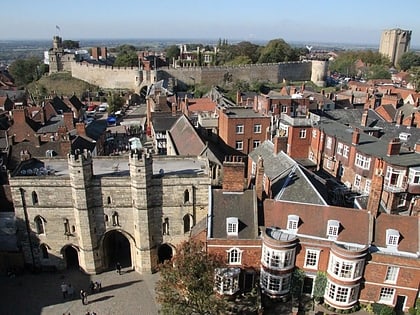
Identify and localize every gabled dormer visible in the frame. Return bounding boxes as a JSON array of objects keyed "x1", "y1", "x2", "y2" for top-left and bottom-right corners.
[{"x1": 226, "y1": 217, "x2": 238, "y2": 236}]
